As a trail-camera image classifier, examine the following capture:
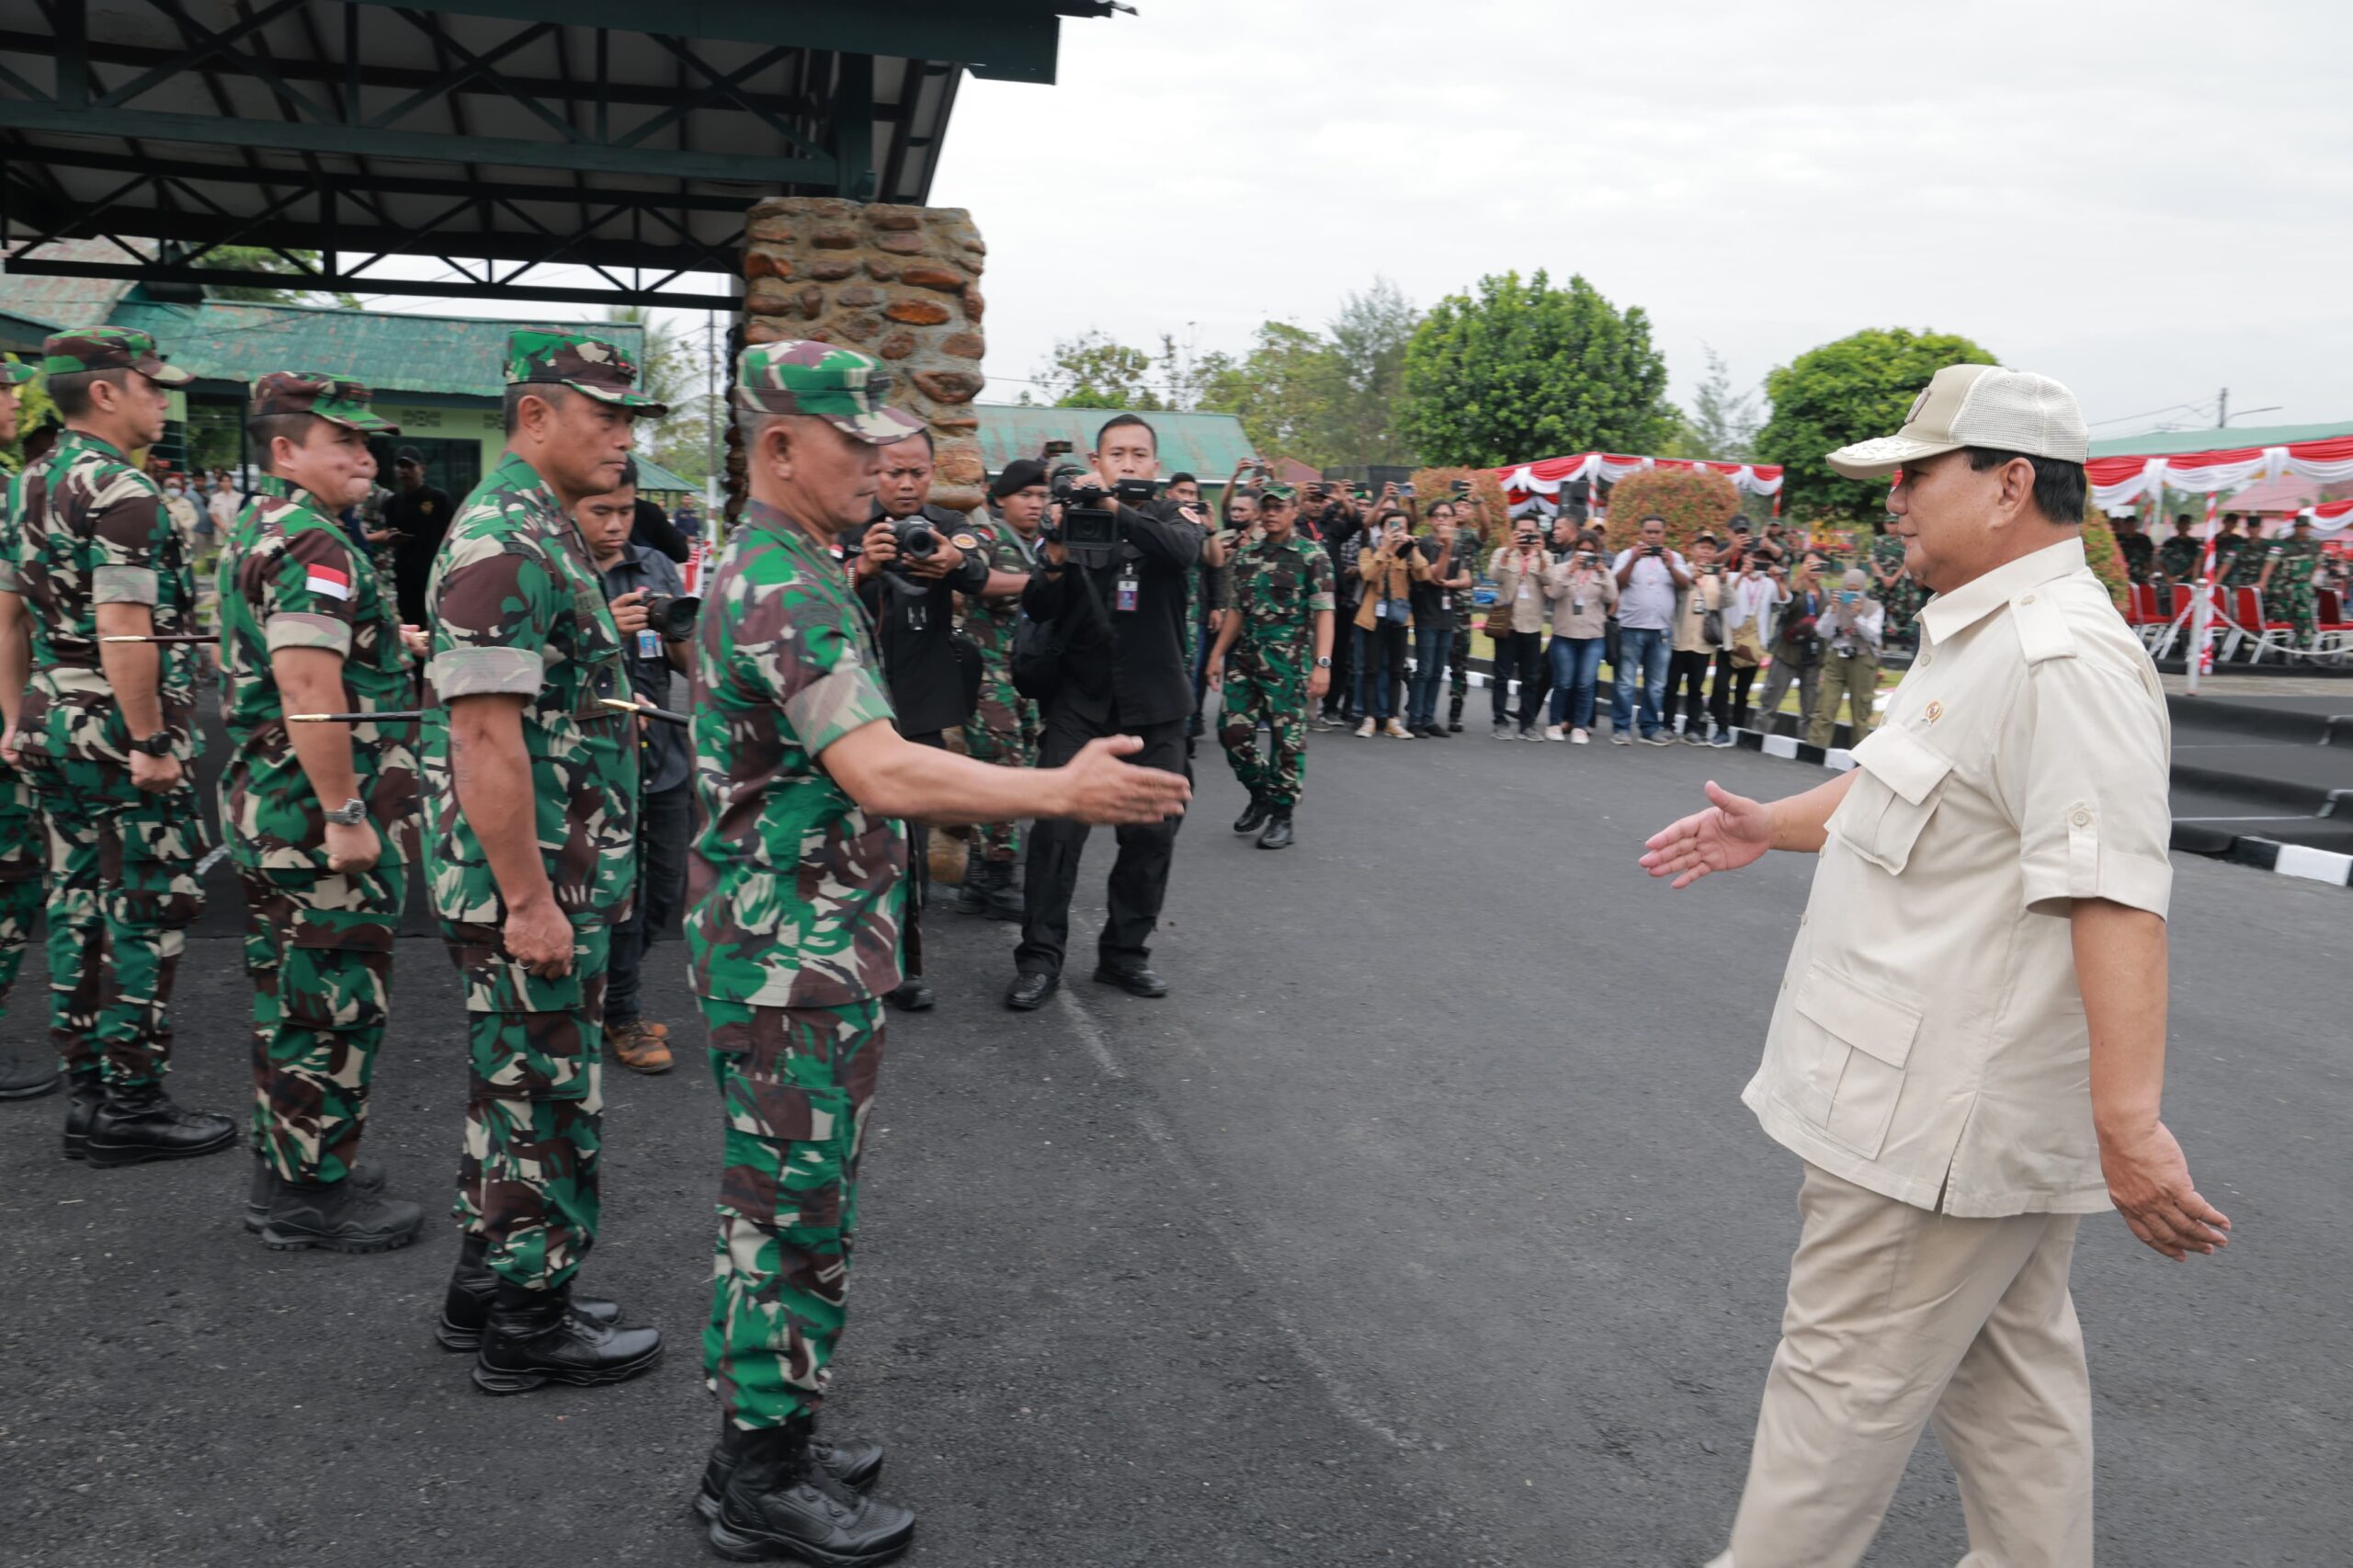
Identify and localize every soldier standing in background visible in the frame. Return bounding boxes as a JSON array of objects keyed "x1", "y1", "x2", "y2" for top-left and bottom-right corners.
[
  {"x1": 1208, "y1": 483, "x2": 1334, "y2": 849},
  {"x1": 955, "y1": 457, "x2": 1049, "y2": 921},
  {"x1": 1868, "y1": 521, "x2": 1919, "y2": 650},
  {"x1": 688, "y1": 339, "x2": 1188, "y2": 1562},
  {"x1": 0, "y1": 358, "x2": 55, "y2": 1099},
  {"x1": 2153, "y1": 514, "x2": 2202, "y2": 589},
  {"x1": 2256, "y1": 514, "x2": 2322, "y2": 652},
  {"x1": 2111, "y1": 514, "x2": 2154, "y2": 585},
  {"x1": 13, "y1": 329, "x2": 233, "y2": 1165},
  {"x1": 217, "y1": 372, "x2": 424, "y2": 1253},
  {"x1": 421, "y1": 332, "x2": 665, "y2": 1392}
]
